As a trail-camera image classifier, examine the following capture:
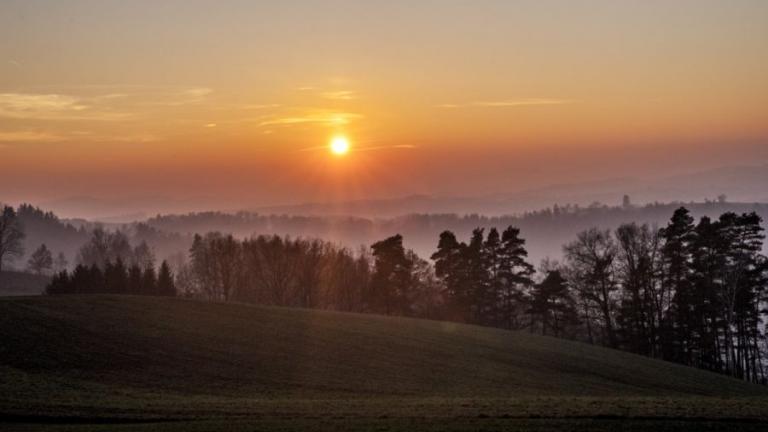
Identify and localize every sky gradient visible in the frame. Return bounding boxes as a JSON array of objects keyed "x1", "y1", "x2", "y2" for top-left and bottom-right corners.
[{"x1": 1, "y1": 0, "x2": 767, "y2": 214}]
